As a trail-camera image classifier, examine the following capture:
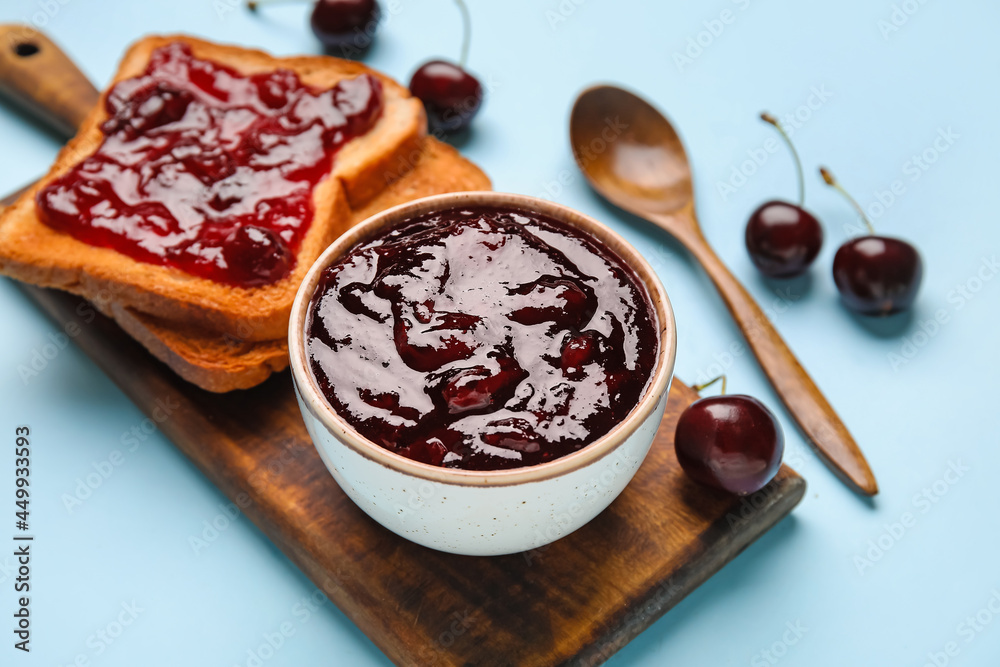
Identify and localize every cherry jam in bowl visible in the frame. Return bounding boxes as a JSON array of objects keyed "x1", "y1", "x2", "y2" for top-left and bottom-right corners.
[{"x1": 289, "y1": 192, "x2": 676, "y2": 556}]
